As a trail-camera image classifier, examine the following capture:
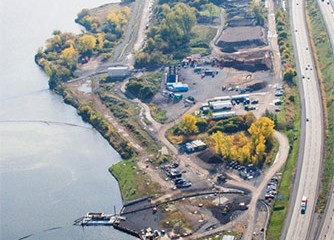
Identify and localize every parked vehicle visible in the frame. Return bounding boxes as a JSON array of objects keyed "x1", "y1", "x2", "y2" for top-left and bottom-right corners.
[
  {"x1": 176, "y1": 181, "x2": 192, "y2": 188},
  {"x1": 174, "y1": 178, "x2": 186, "y2": 185},
  {"x1": 168, "y1": 169, "x2": 182, "y2": 179}
]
